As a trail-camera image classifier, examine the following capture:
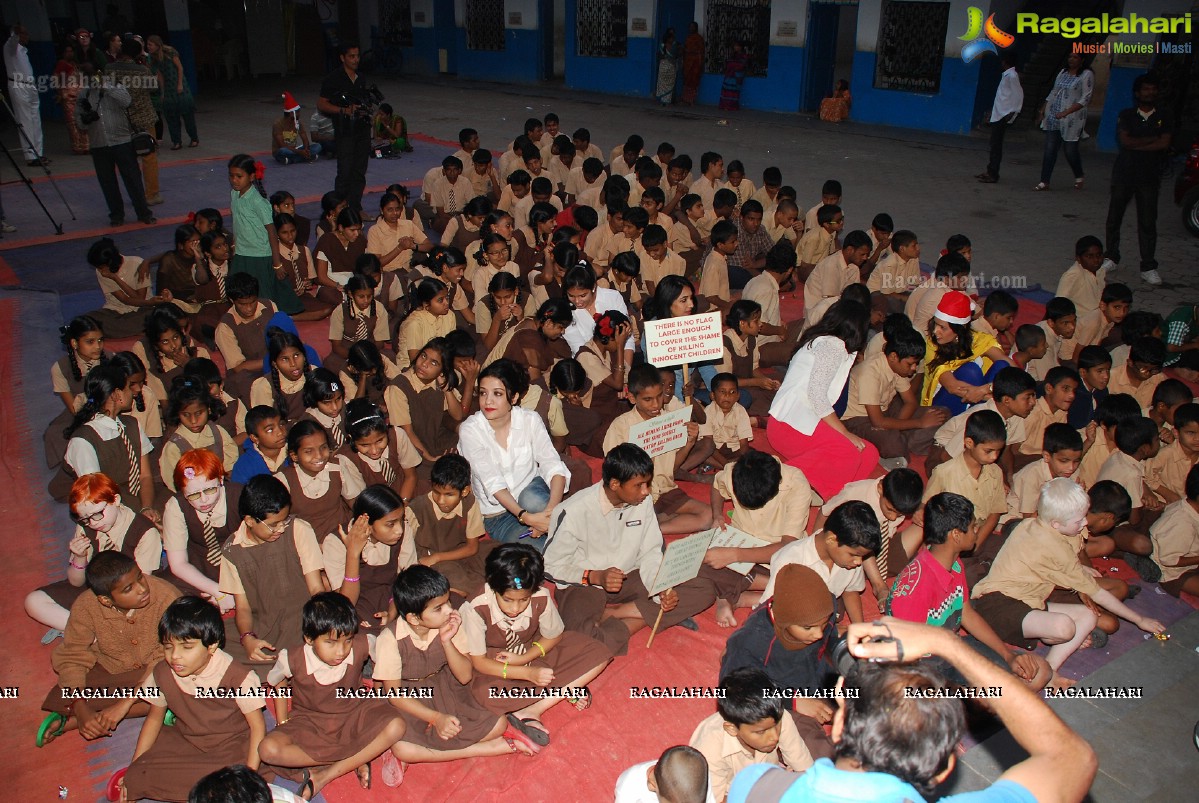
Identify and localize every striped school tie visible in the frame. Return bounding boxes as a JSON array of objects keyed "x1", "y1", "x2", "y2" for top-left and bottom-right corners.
[
  {"x1": 216, "y1": 271, "x2": 226, "y2": 299},
  {"x1": 877, "y1": 528, "x2": 891, "y2": 582},
  {"x1": 202, "y1": 511, "x2": 223, "y2": 567},
  {"x1": 330, "y1": 418, "x2": 344, "y2": 449},
  {"x1": 502, "y1": 618, "x2": 526, "y2": 655},
  {"x1": 379, "y1": 455, "x2": 396, "y2": 485},
  {"x1": 121, "y1": 425, "x2": 142, "y2": 496},
  {"x1": 447, "y1": 186, "x2": 456, "y2": 213}
]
